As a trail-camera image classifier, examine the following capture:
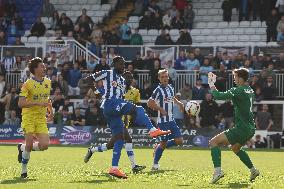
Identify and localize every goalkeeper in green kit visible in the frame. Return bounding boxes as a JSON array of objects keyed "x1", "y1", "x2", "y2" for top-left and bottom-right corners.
[{"x1": 207, "y1": 68, "x2": 260, "y2": 184}]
